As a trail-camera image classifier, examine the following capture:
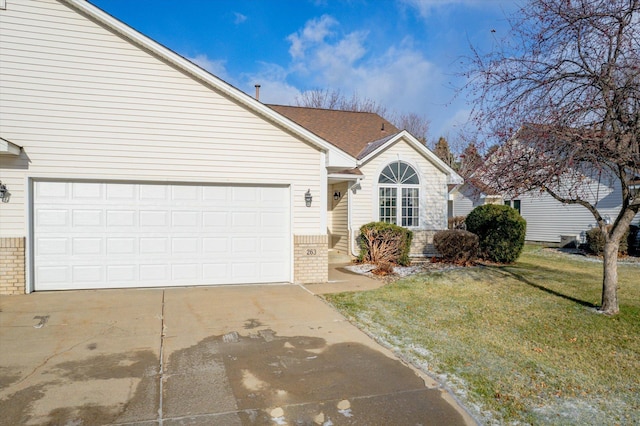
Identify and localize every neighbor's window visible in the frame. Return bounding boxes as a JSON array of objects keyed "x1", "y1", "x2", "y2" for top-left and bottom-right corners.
[
  {"x1": 505, "y1": 200, "x2": 521, "y2": 214},
  {"x1": 378, "y1": 161, "x2": 420, "y2": 227}
]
